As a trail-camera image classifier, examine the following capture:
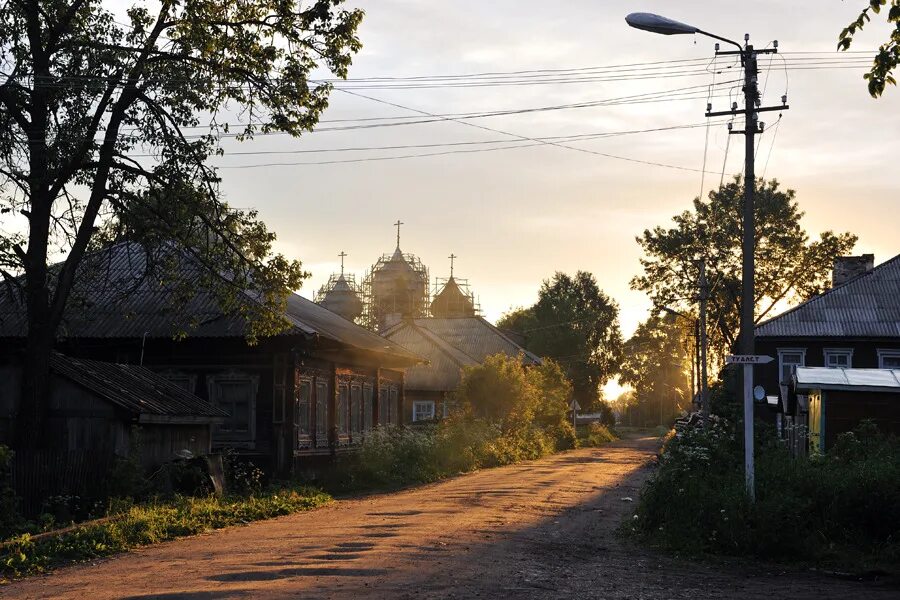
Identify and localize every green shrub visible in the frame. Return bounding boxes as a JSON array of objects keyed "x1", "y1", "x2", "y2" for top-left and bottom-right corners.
[
  {"x1": 583, "y1": 422, "x2": 617, "y2": 447},
  {"x1": 628, "y1": 417, "x2": 900, "y2": 570}
]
